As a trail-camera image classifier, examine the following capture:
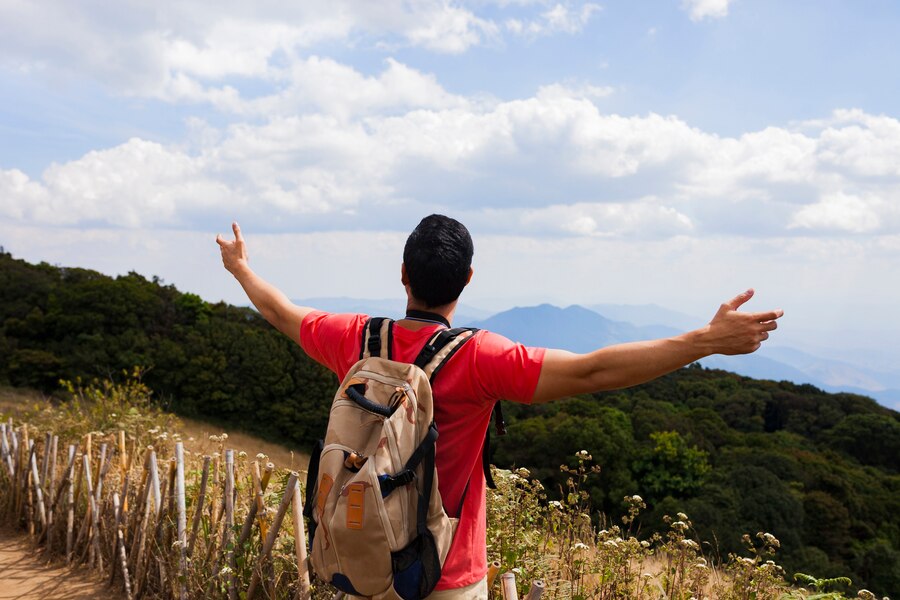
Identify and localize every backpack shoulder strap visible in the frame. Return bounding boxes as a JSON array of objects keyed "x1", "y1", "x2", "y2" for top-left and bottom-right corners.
[
  {"x1": 414, "y1": 327, "x2": 478, "y2": 381},
  {"x1": 359, "y1": 317, "x2": 394, "y2": 360}
]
